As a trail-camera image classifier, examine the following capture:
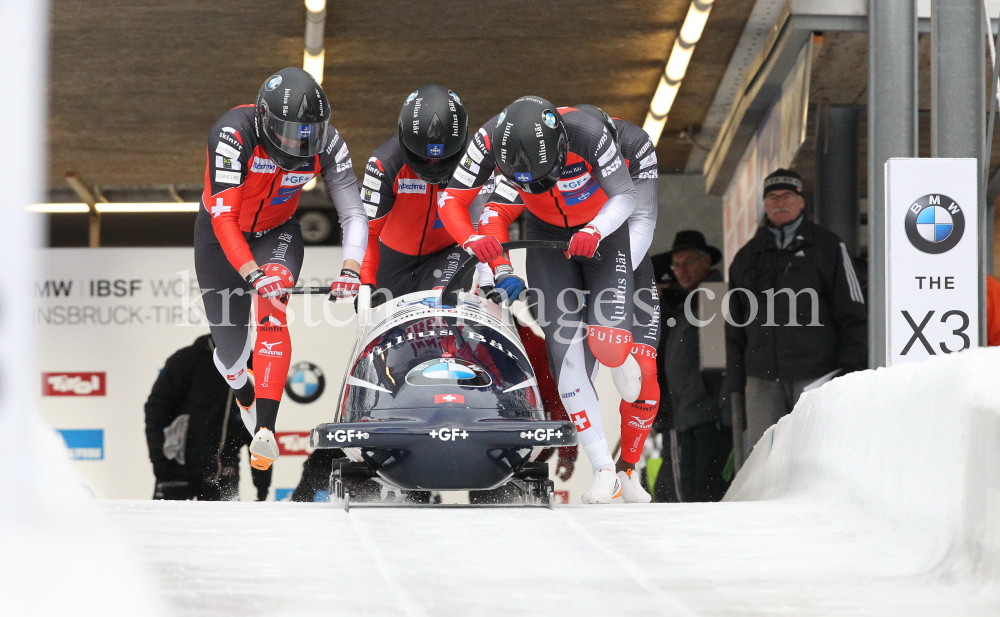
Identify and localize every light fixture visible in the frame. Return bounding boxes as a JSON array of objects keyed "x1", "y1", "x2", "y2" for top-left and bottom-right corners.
[
  {"x1": 28, "y1": 202, "x2": 200, "y2": 213},
  {"x1": 303, "y1": 49, "x2": 325, "y2": 85},
  {"x1": 304, "y1": 0, "x2": 326, "y2": 85},
  {"x1": 642, "y1": 0, "x2": 714, "y2": 146}
]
